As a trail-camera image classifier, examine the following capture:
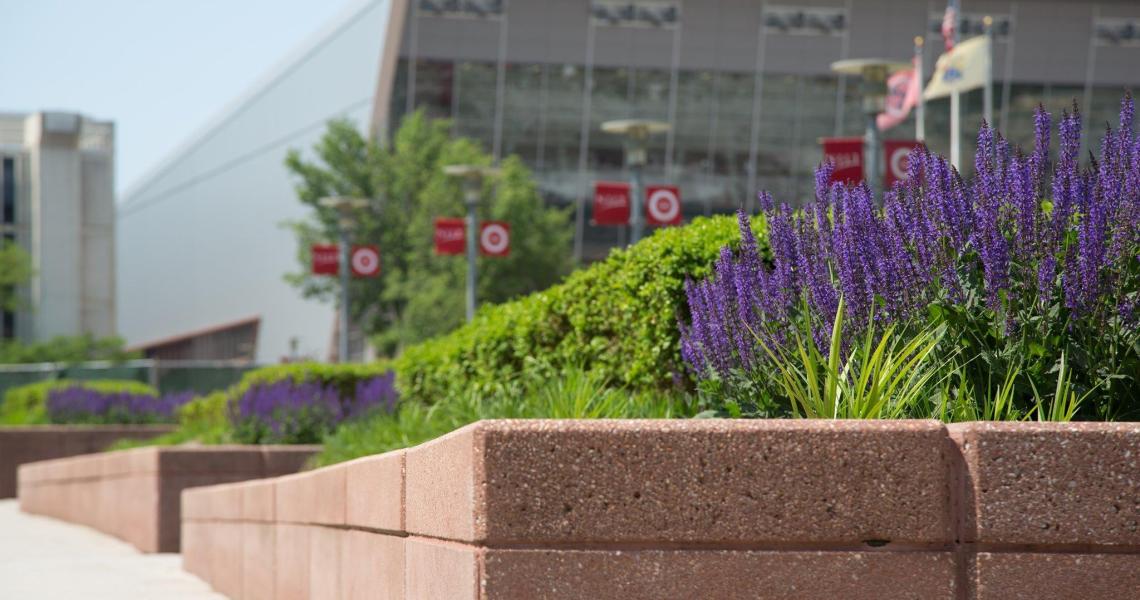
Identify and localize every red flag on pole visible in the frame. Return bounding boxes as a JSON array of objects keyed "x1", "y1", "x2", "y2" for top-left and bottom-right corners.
[
  {"x1": 877, "y1": 56, "x2": 921, "y2": 132},
  {"x1": 941, "y1": 0, "x2": 959, "y2": 52},
  {"x1": 479, "y1": 221, "x2": 510, "y2": 257},
  {"x1": 644, "y1": 185, "x2": 682, "y2": 226},
  {"x1": 434, "y1": 218, "x2": 466, "y2": 255},
  {"x1": 592, "y1": 181, "x2": 631, "y2": 226},
  {"x1": 821, "y1": 137, "x2": 865, "y2": 185},
  {"x1": 884, "y1": 140, "x2": 924, "y2": 188},
  {"x1": 349, "y1": 245, "x2": 381, "y2": 278},
  {"x1": 311, "y1": 244, "x2": 339, "y2": 275}
]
